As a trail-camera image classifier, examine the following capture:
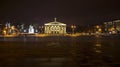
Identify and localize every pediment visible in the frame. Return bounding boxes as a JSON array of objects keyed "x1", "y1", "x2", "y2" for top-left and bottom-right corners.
[{"x1": 45, "y1": 21, "x2": 66, "y2": 25}]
